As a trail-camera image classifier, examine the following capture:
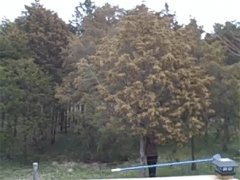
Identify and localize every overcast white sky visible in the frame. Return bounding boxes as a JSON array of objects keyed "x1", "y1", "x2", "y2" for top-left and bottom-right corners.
[{"x1": 0, "y1": 0, "x2": 239, "y2": 33}]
